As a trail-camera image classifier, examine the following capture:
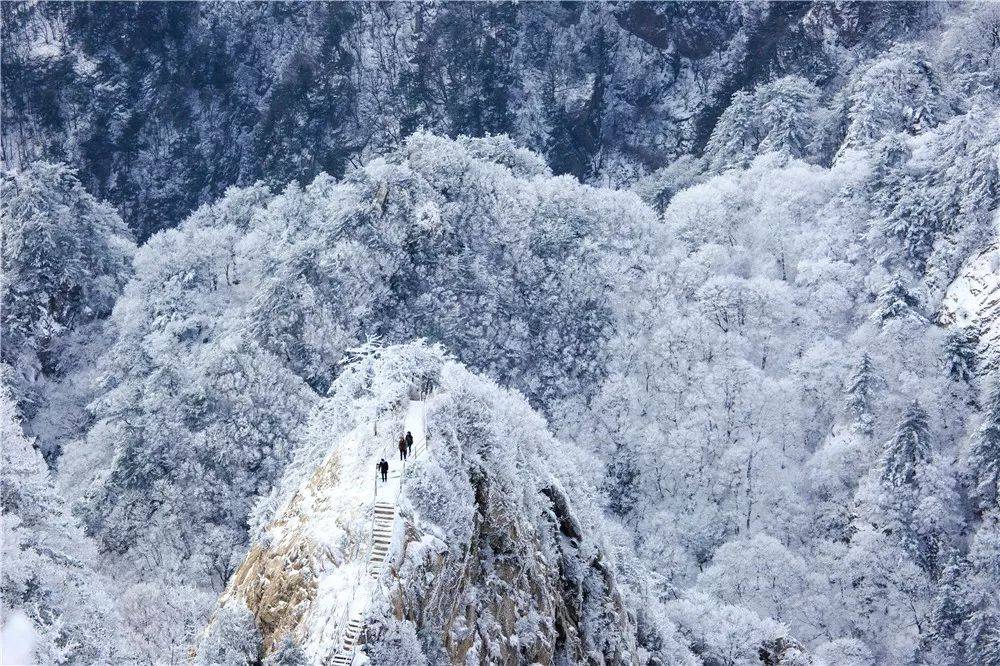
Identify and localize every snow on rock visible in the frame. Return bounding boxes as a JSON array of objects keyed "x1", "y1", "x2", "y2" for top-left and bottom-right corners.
[
  {"x1": 196, "y1": 342, "x2": 686, "y2": 664},
  {"x1": 939, "y1": 236, "x2": 1000, "y2": 378}
]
